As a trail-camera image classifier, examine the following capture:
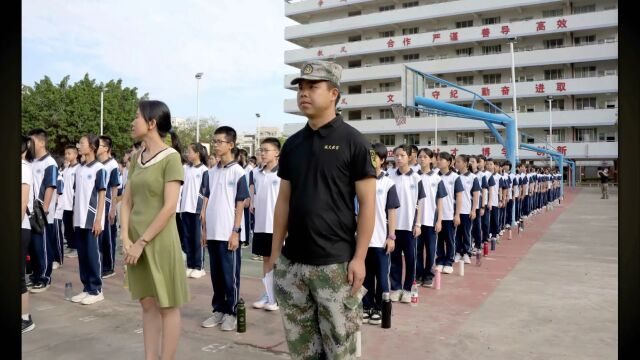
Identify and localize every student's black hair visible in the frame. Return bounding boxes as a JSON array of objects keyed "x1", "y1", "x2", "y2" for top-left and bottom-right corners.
[
  {"x1": 503, "y1": 160, "x2": 512, "y2": 169},
  {"x1": 83, "y1": 134, "x2": 101, "y2": 155},
  {"x1": 27, "y1": 128, "x2": 48, "y2": 142},
  {"x1": 249, "y1": 156, "x2": 257, "y2": 162},
  {"x1": 456, "y1": 154, "x2": 470, "y2": 164},
  {"x1": 133, "y1": 141, "x2": 142, "y2": 150},
  {"x1": 214, "y1": 126, "x2": 238, "y2": 146},
  {"x1": 21, "y1": 135, "x2": 34, "y2": 162},
  {"x1": 410, "y1": 145, "x2": 419, "y2": 155},
  {"x1": 189, "y1": 143, "x2": 208, "y2": 165},
  {"x1": 138, "y1": 100, "x2": 183, "y2": 157},
  {"x1": 393, "y1": 144, "x2": 412, "y2": 155},
  {"x1": 261, "y1": 137, "x2": 282, "y2": 152},
  {"x1": 486, "y1": 157, "x2": 494, "y2": 163},
  {"x1": 99, "y1": 135, "x2": 113, "y2": 152},
  {"x1": 438, "y1": 151, "x2": 453, "y2": 164},
  {"x1": 418, "y1": 147, "x2": 434, "y2": 159},
  {"x1": 372, "y1": 143, "x2": 388, "y2": 163},
  {"x1": 477, "y1": 154, "x2": 486, "y2": 162},
  {"x1": 64, "y1": 144, "x2": 78, "y2": 152},
  {"x1": 53, "y1": 154, "x2": 65, "y2": 168},
  {"x1": 469, "y1": 155, "x2": 479, "y2": 164}
]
